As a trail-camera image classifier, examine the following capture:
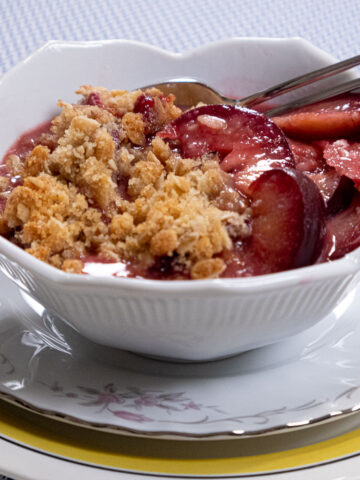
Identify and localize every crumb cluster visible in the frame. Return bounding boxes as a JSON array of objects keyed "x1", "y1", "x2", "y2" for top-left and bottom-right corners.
[{"x1": 0, "y1": 86, "x2": 251, "y2": 279}]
